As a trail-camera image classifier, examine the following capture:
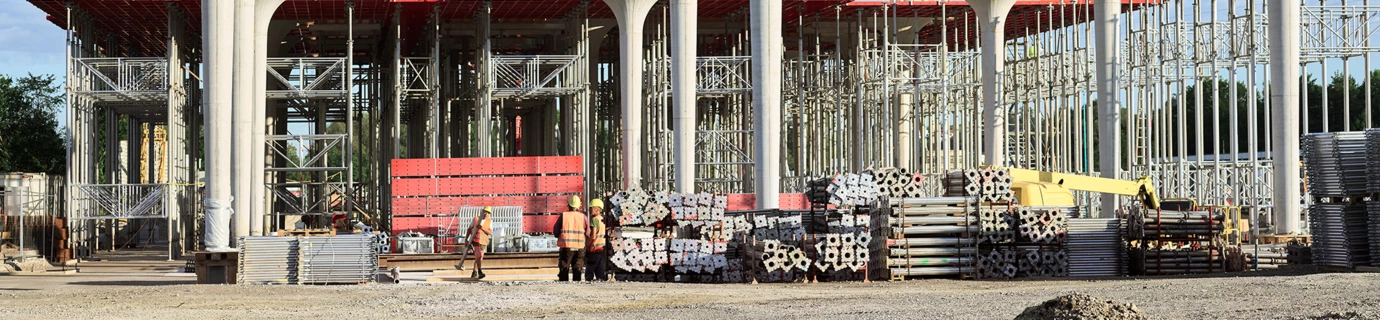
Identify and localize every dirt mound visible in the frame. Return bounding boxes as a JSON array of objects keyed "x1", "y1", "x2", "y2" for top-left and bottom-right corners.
[
  {"x1": 1014, "y1": 293, "x2": 1147, "y2": 320},
  {"x1": 1294, "y1": 312, "x2": 1380, "y2": 320}
]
